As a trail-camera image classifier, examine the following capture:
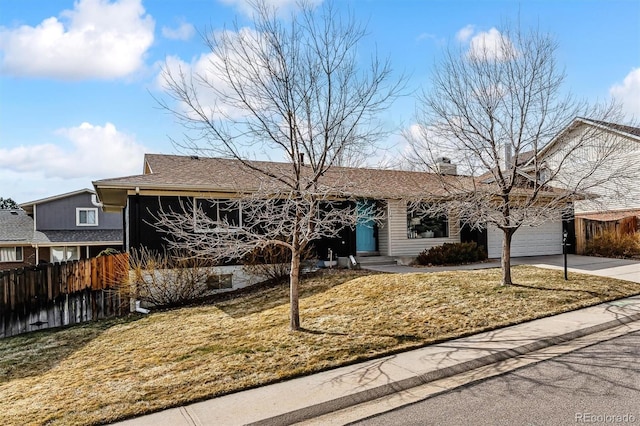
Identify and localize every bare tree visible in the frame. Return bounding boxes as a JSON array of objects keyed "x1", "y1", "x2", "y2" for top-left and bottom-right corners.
[
  {"x1": 405, "y1": 24, "x2": 638, "y2": 285},
  {"x1": 155, "y1": 0, "x2": 402, "y2": 330}
]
